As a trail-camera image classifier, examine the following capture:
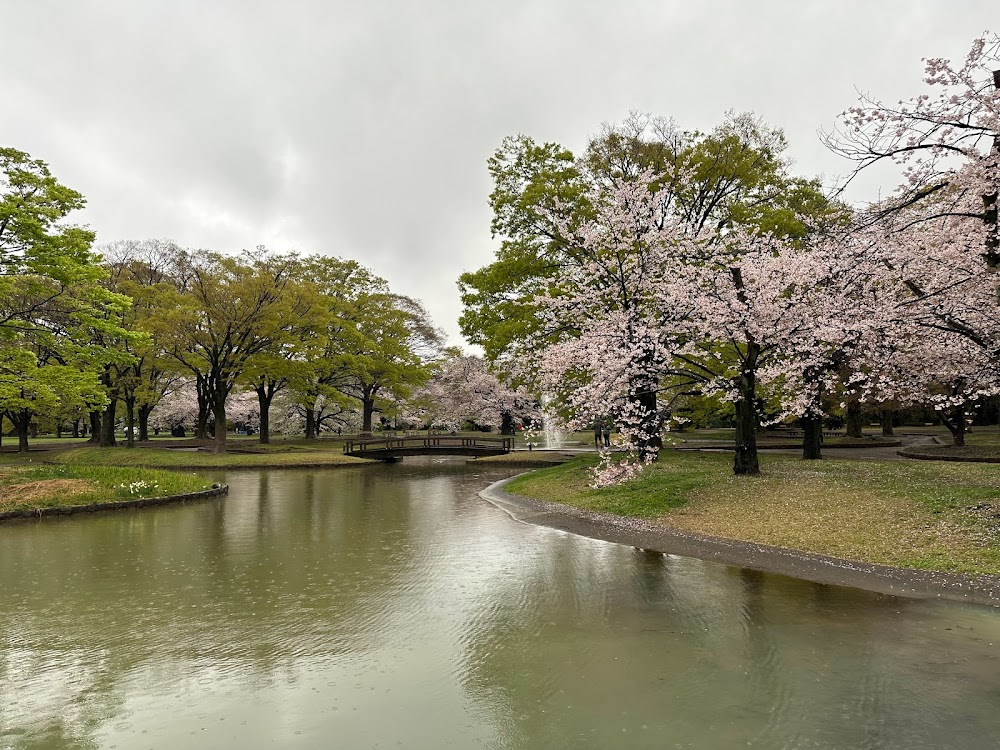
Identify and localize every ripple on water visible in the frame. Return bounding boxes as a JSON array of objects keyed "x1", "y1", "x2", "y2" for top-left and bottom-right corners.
[{"x1": 1, "y1": 463, "x2": 1000, "y2": 749}]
